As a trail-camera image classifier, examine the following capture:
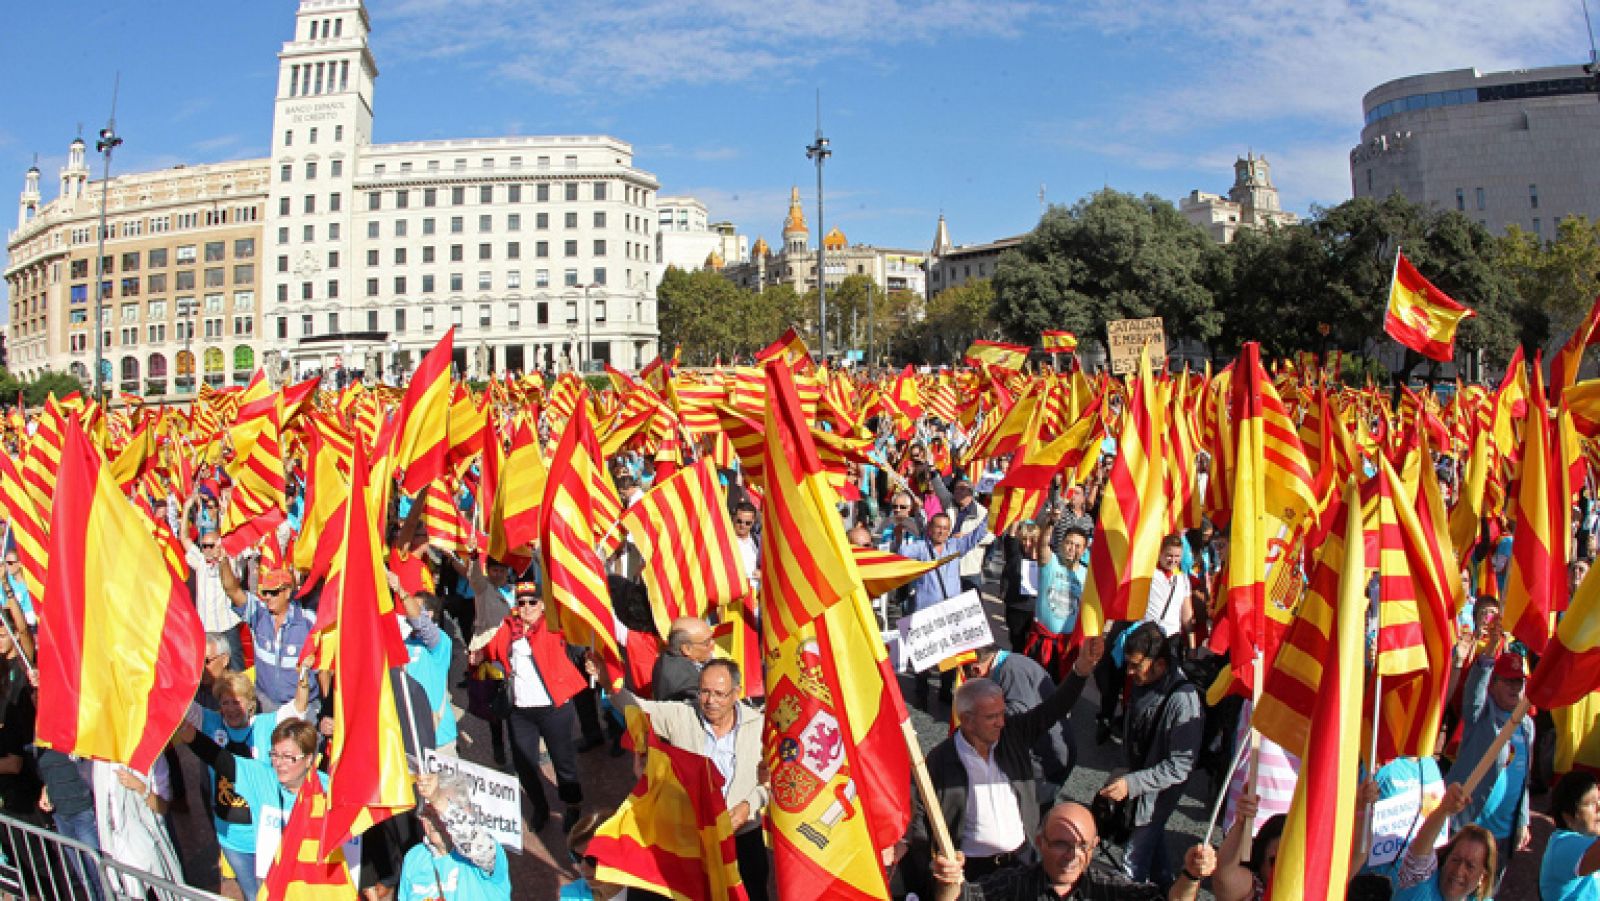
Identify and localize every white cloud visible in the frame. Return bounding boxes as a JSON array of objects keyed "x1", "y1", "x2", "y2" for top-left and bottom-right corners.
[{"x1": 379, "y1": 0, "x2": 1046, "y2": 93}]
